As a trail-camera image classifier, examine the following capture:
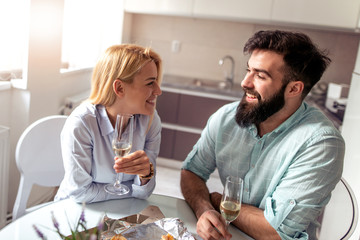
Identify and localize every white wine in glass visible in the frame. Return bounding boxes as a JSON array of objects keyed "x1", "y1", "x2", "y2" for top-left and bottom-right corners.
[
  {"x1": 220, "y1": 176, "x2": 244, "y2": 227},
  {"x1": 104, "y1": 114, "x2": 134, "y2": 195}
]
